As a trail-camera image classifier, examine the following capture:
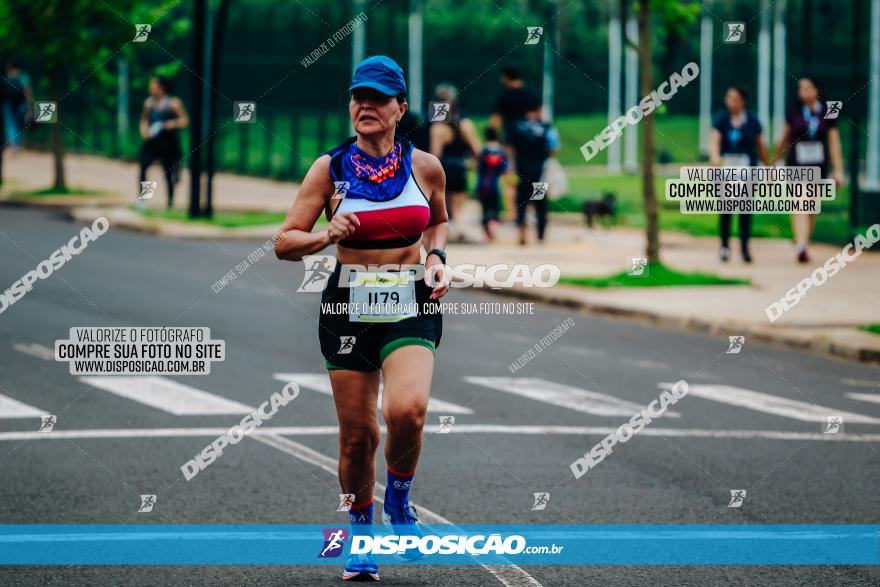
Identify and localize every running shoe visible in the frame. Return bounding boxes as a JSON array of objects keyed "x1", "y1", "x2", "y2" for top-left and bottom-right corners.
[
  {"x1": 742, "y1": 249, "x2": 752, "y2": 264},
  {"x1": 342, "y1": 553, "x2": 380, "y2": 582},
  {"x1": 797, "y1": 248, "x2": 810, "y2": 263},
  {"x1": 720, "y1": 246, "x2": 730, "y2": 262},
  {"x1": 382, "y1": 501, "x2": 425, "y2": 561}
]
